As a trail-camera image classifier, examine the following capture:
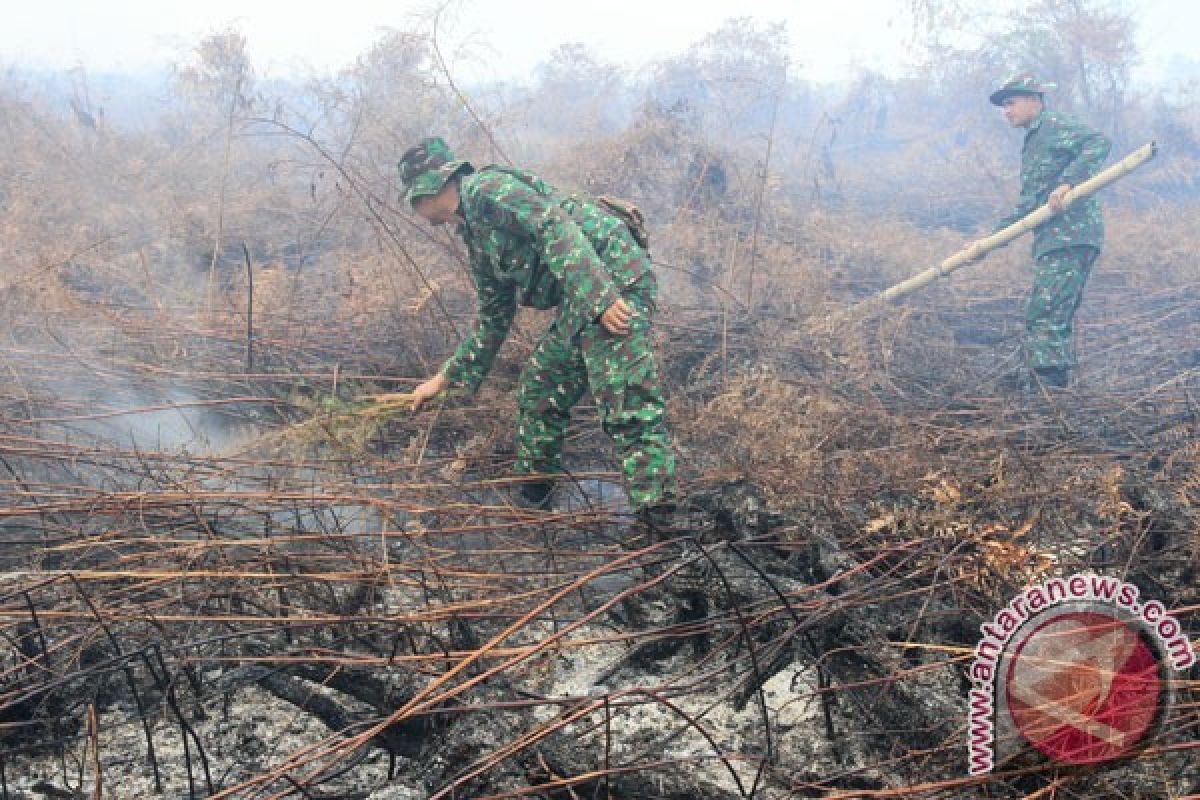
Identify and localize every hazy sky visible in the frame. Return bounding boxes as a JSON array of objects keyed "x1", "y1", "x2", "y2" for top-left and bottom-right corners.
[{"x1": 3, "y1": 0, "x2": 1196, "y2": 85}]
